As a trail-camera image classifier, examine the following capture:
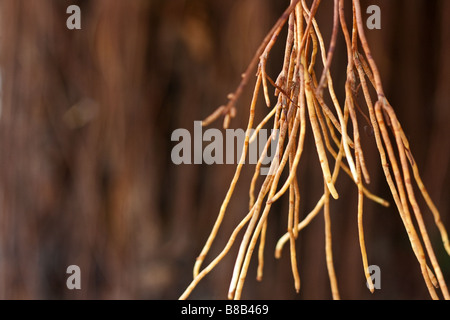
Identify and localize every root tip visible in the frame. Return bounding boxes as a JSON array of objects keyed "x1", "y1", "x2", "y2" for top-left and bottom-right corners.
[
  {"x1": 275, "y1": 250, "x2": 281, "y2": 259},
  {"x1": 444, "y1": 244, "x2": 450, "y2": 257}
]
